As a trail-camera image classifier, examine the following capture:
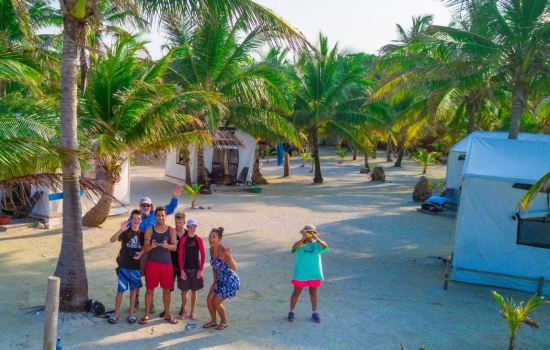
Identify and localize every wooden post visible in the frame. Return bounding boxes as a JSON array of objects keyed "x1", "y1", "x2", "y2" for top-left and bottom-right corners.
[{"x1": 43, "y1": 276, "x2": 60, "y2": 350}]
